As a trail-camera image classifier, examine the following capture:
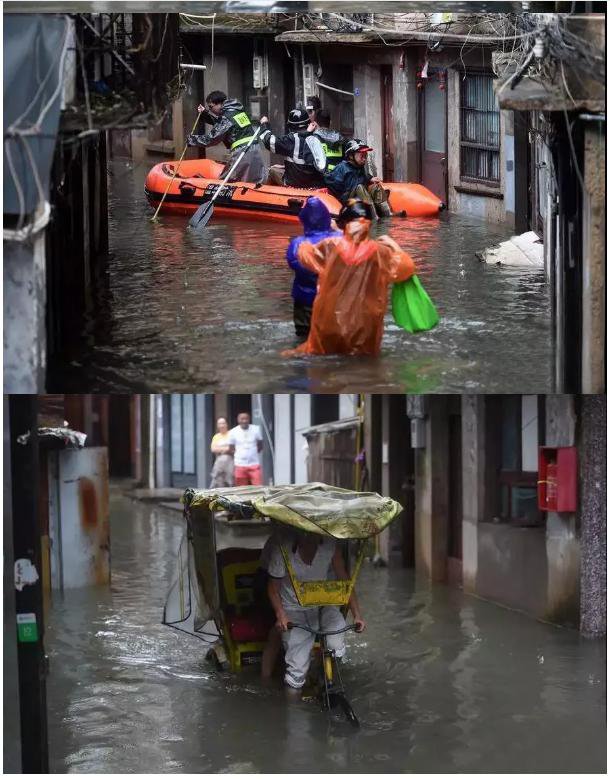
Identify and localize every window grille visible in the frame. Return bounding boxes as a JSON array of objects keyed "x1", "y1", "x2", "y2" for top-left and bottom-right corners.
[{"x1": 460, "y1": 73, "x2": 500, "y2": 184}]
